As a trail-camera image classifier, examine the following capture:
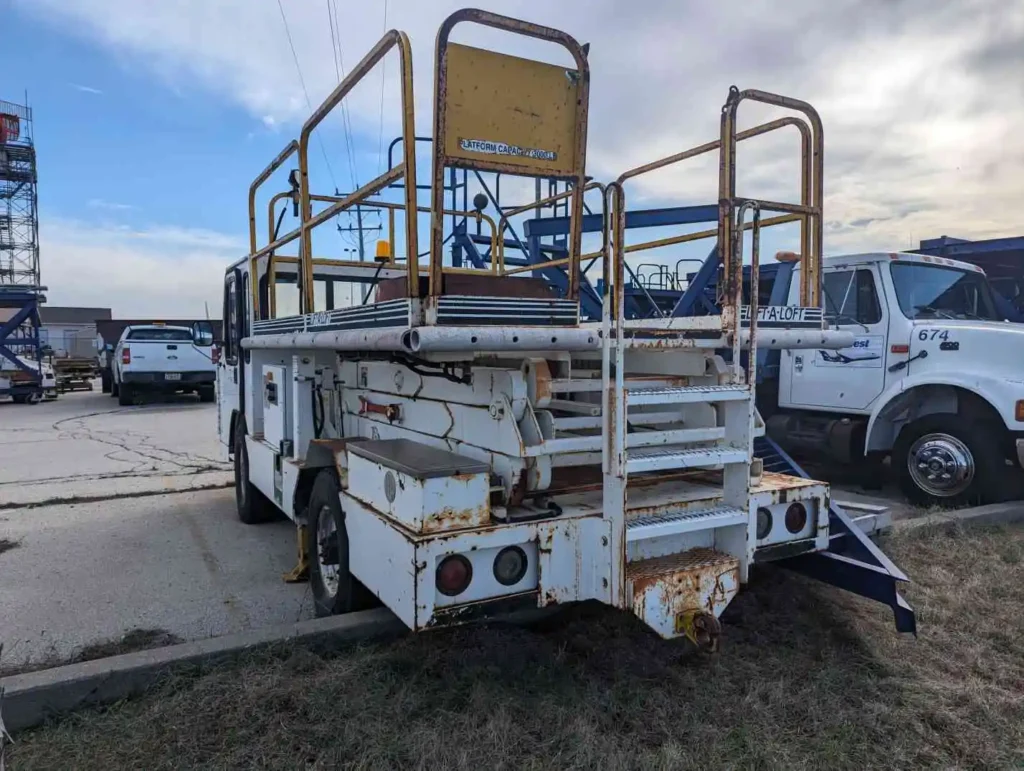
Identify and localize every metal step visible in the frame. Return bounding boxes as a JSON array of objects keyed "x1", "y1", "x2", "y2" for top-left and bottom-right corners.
[
  {"x1": 628, "y1": 384, "x2": 749, "y2": 407},
  {"x1": 627, "y1": 445, "x2": 749, "y2": 473},
  {"x1": 626, "y1": 505, "x2": 747, "y2": 543}
]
